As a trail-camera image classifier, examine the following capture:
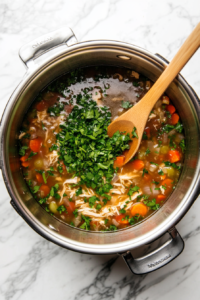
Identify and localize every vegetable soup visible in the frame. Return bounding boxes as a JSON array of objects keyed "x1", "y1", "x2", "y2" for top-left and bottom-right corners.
[{"x1": 19, "y1": 66, "x2": 185, "y2": 231}]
